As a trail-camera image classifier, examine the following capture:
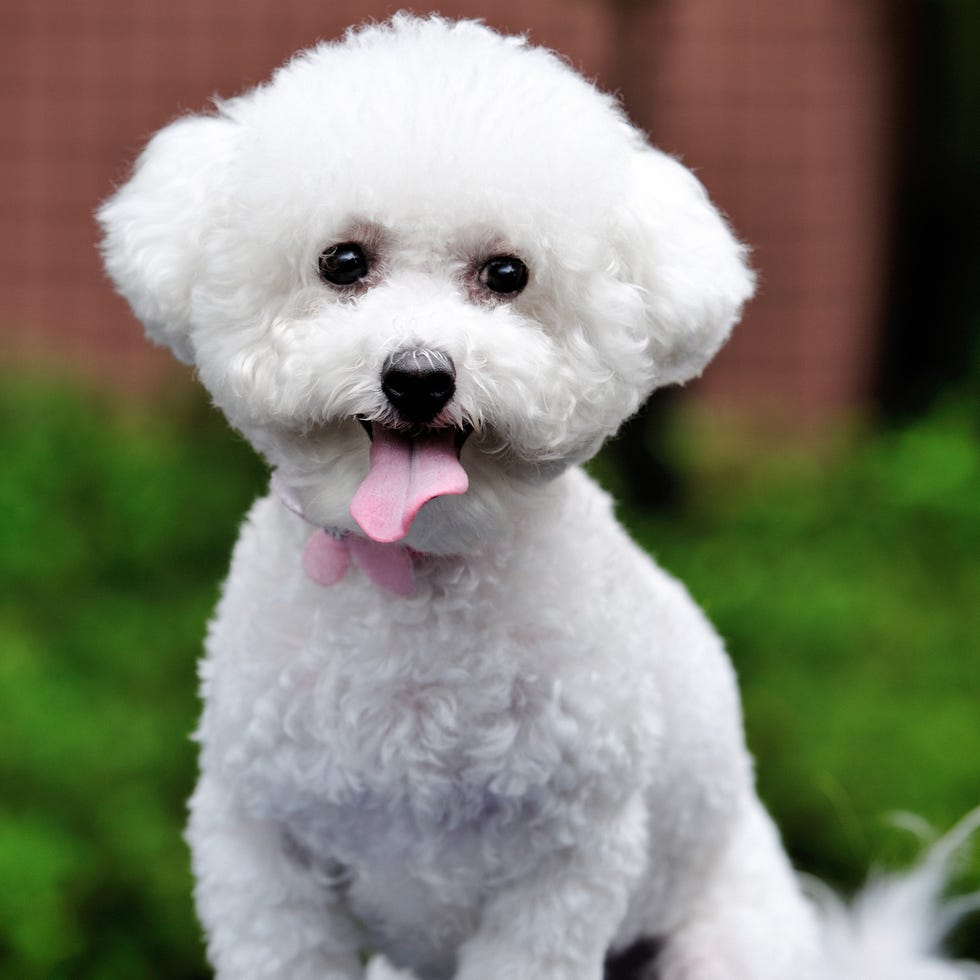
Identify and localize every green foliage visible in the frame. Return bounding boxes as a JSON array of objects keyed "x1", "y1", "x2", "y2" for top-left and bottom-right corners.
[
  {"x1": 0, "y1": 378, "x2": 265, "y2": 979},
  {"x1": 0, "y1": 376, "x2": 976, "y2": 975},
  {"x1": 598, "y1": 399, "x2": 980, "y2": 897}
]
